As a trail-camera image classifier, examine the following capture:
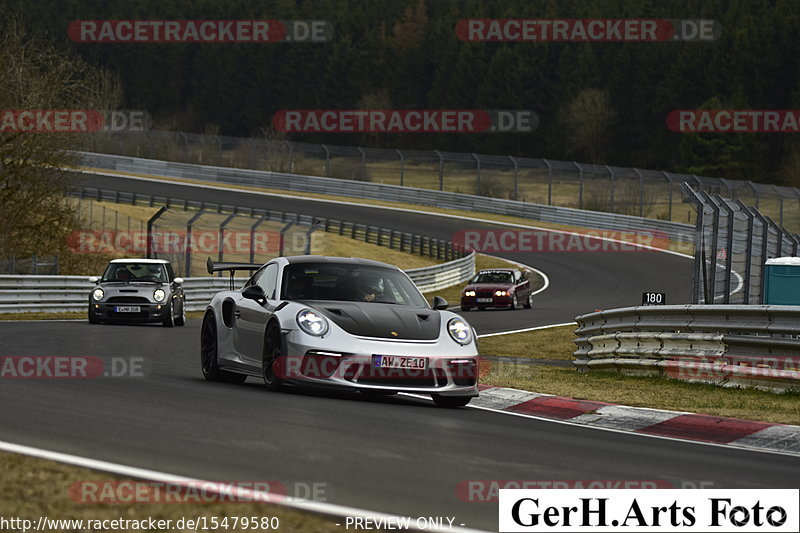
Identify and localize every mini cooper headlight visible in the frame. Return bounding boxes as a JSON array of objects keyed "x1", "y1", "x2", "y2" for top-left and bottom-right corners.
[
  {"x1": 494, "y1": 290, "x2": 508, "y2": 296},
  {"x1": 153, "y1": 289, "x2": 166, "y2": 302},
  {"x1": 92, "y1": 288, "x2": 104, "y2": 301},
  {"x1": 297, "y1": 309, "x2": 329, "y2": 337},
  {"x1": 464, "y1": 290, "x2": 476, "y2": 297},
  {"x1": 447, "y1": 317, "x2": 472, "y2": 345}
]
